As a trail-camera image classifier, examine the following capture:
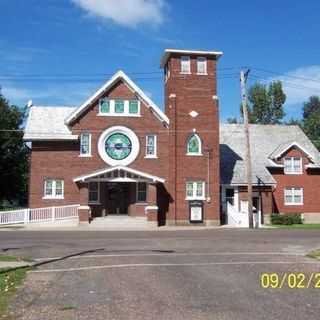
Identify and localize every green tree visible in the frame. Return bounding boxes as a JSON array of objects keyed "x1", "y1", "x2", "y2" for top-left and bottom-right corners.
[
  {"x1": 0, "y1": 92, "x2": 29, "y2": 206},
  {"x1": 243, "y1": 81, "x2": 286, "y2": 124},
  {"x1": 302, "y1": 96, "x2": 320, "y2": 150},
  {"x1": 226, "y1": 117, "x2": 238, "y2": 124}
]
